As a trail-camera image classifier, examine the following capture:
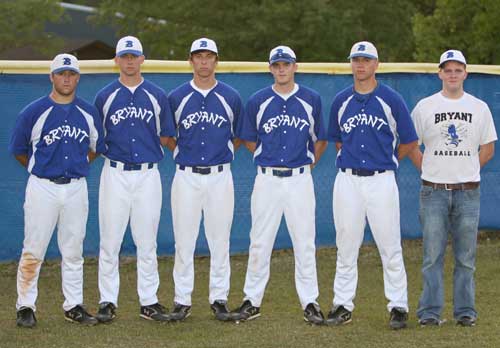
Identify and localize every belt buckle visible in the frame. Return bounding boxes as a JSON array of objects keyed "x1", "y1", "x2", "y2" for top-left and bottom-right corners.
[
  {"x1": 444, "y1": 183, "x2": 453, "y2": 191},
  {"x1": 273, "y1": 169, "x2": 292, "y2": 177},
  {"x1": 193, "y1": 166, "x2": 211, "y2": 175}
]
